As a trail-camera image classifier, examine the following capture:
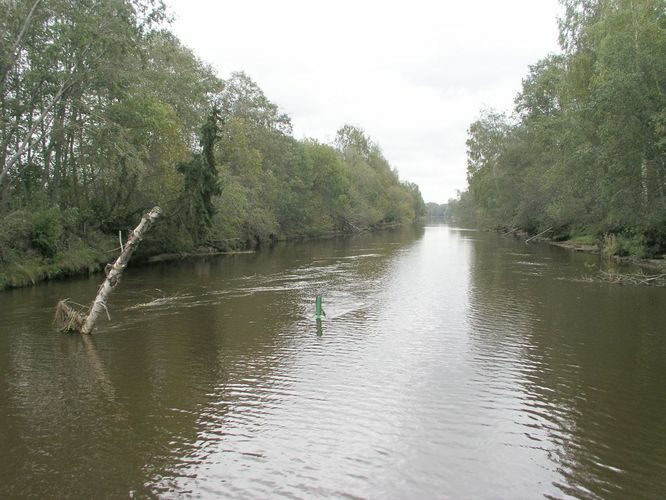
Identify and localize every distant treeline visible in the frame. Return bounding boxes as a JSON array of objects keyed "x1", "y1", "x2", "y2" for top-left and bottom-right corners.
[
  {"x1": 455, "y1": 0, "x2": 665, "y2": 258},
  {"x1": 0, "y1": 0, "x2": 424, "y2": 289},
  {"x1": 425, "y1": 202, "x2": 455, "y2": 221}
]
